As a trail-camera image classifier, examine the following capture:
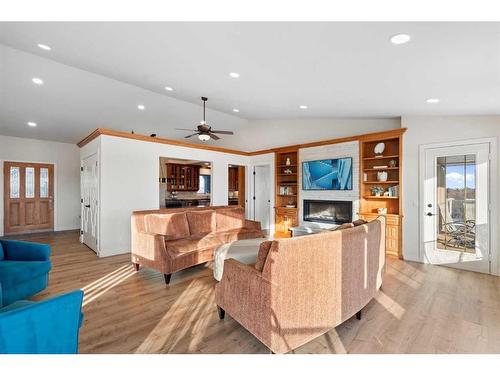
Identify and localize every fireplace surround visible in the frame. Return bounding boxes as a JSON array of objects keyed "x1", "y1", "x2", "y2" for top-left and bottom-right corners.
[{"x1": 303, "y1": 199, "x2": 352, "y2": 224}]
